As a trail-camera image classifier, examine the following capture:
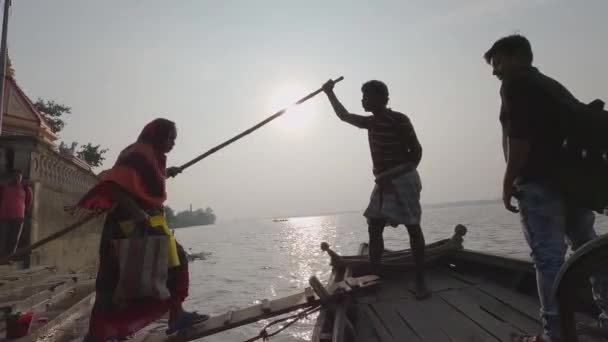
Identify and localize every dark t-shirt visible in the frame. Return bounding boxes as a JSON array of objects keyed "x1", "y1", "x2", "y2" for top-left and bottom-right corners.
[
  {"x1": 500, "y1": 67, "x2": 574, "y2": 181},
  {"x1": 340, "y1": 109, "x2": 422, "y2": 175}
]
